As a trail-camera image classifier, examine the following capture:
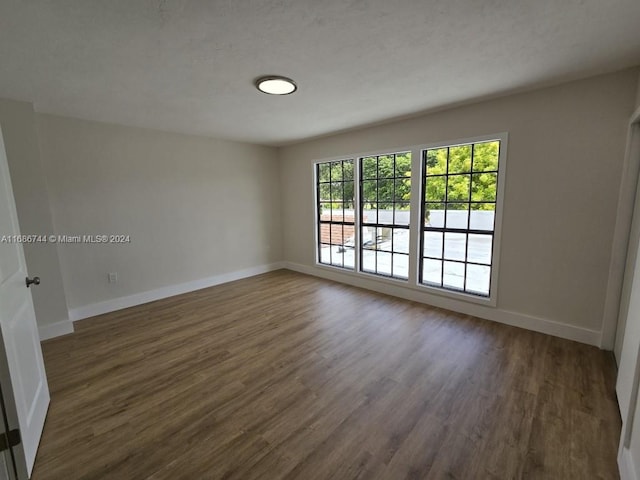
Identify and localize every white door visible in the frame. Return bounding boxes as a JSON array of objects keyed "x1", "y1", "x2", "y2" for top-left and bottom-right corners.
[{"x1": 0, "y1": 126, "x2": 50, "y2": 479}]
